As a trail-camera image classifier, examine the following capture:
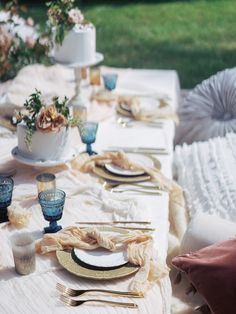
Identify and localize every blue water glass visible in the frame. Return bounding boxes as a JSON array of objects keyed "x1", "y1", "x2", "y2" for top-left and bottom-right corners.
[
  {"x1": 102, "y1": 73, "x2": 118, "y2": 91},
  {"x1": 78, "y1": 122, "x2": 98, "y2": 156},
  {"x1": 0, "y1": 176, "x2": 14, "y2": 223},
  {"x1": 38, "y1": 189, "x2": 66, "y2": 233}
]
